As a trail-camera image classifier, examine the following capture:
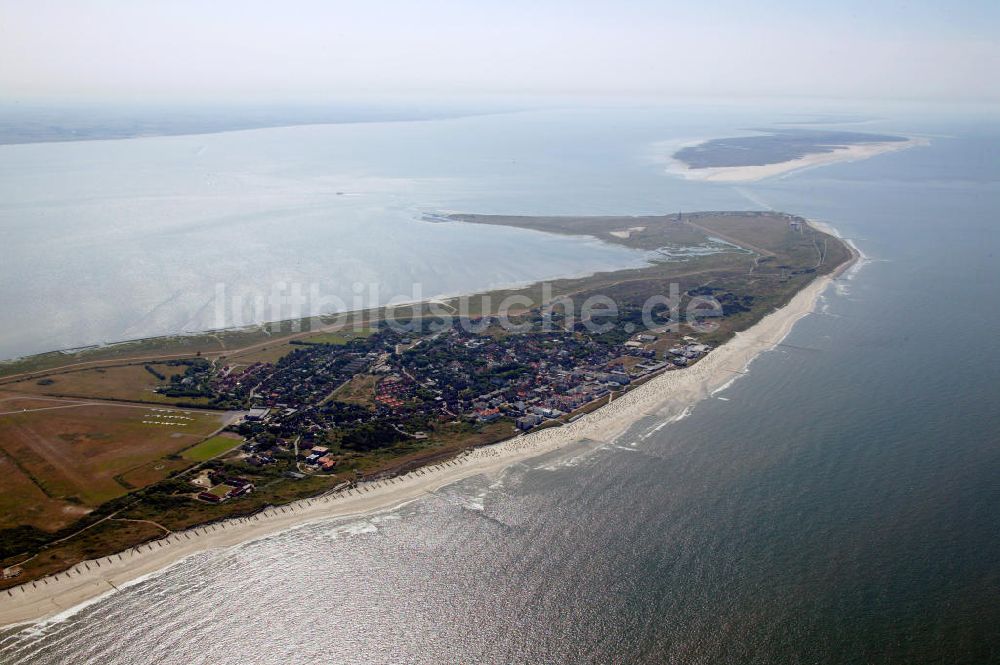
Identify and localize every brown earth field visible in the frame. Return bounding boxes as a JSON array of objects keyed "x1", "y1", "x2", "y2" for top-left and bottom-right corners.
[
  {"x1": 0, "y1": 403, "x2": 228, "y2": 530},
  {"x1": 328, "y1": 374, "x2": 378, "y2": 406},
  {"x1": 0, "y1": 395, "x2": 84, "y2": 412}
]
